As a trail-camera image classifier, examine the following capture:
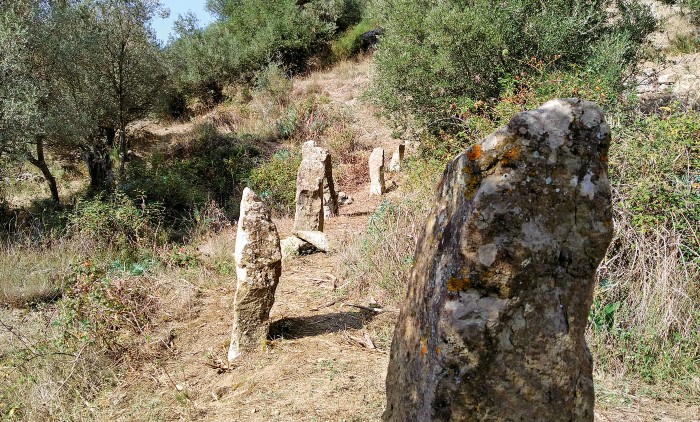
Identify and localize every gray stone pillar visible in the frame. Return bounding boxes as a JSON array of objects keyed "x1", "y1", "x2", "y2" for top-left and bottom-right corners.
[{"x1": 384, "y1": 99, "x2": 614, "y2": 421}]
